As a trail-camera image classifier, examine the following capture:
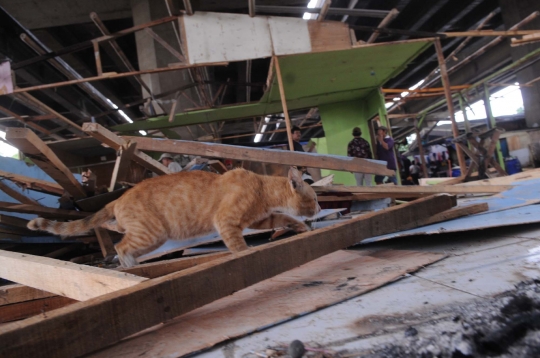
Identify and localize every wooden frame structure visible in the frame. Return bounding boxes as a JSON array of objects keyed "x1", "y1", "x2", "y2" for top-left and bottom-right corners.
[{"x1": 0, "y1": 194, "x2": 456, "y2": 357}]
